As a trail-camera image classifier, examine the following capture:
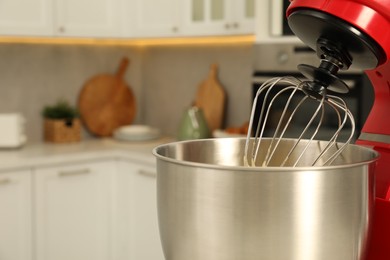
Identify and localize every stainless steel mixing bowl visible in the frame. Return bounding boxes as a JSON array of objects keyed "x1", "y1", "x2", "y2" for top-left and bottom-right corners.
[{"x1": 153, "y1": 138, "x2": 379, "y2": 260}]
